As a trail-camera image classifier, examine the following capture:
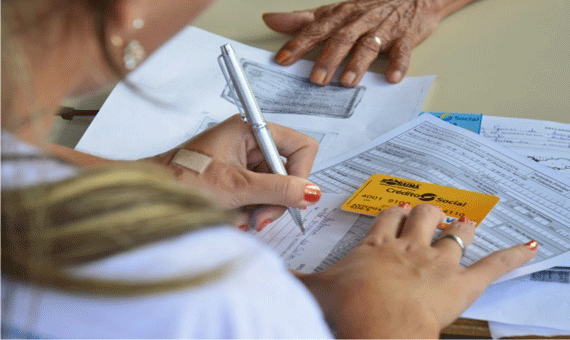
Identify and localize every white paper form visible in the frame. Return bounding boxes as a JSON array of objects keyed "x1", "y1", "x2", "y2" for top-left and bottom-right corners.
[
  {"x1": 254, "y1": 194, "x2": 358, "y2": 273},
  {"x1": 480, "y1": 116, "x2": 570, "y2": 177},
  {"x1": 76, "y1": 27, "x2": 434, "y2": 163},
  {"x1": 462, "y1": 272, "x2": 570, "y2": 331},
  {"x1": 489, "y1": 321, "x2": 570, "y2": 338},
  {"x1": 304, "y1": 114, "x2": 570, "y2": 282},
  {"x1": 426, "y1": 112, "x2": 570, "y2": 176}
]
